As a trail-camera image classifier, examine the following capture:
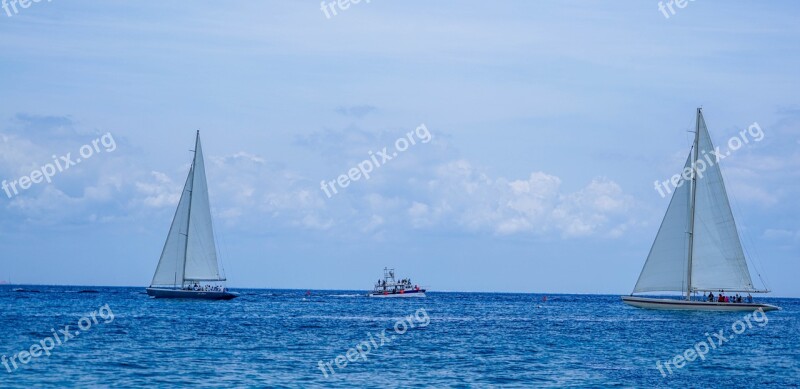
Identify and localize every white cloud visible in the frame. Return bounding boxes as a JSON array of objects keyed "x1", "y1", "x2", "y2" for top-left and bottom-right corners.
[
  {"x1": 134, "y1": 171, "x2": 181, "y2": 208},
  {"x1": 763, "y1": 229, "x2": 800, "y2": 241},
  {"x1": 298, "y1": 214, "x2": 333, "y2": 230},
  {"x1": 401, "y1": 160, "x2": 638, "y2": 238}
]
